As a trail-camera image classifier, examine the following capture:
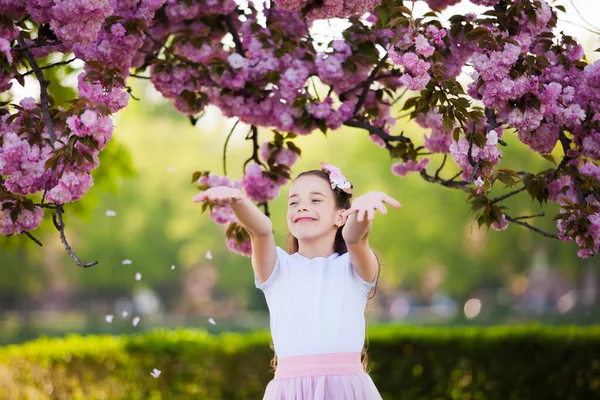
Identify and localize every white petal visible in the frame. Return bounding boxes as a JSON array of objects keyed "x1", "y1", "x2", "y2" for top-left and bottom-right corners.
[
  {"x1": 208, "y1": 317, "x2": 216, "y2": 325},
  {"x1": 122, "y1": 259, "x2": 132, "y2": 265},
  {"x1": 105, "y1": 314, "x2": 113, "y2": 323},
  {"x1": 135, "y1": 272, "x2": 142, "y2": 281},
  {"x1": 205, "y1": 250, "x2": 213, "y2": 260},
  {"x1": 105, "y1": 210, "x2": 117, "y2": 217},
  {"x1": 170, "y1": 265, "x2": 176, "y2": 270},
  {"x1": 132, "y1": 316, "x2": 140, "y2": 326},
  {"x1": 121, "y1": 311, "x2": 128, "y2": 318}
]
